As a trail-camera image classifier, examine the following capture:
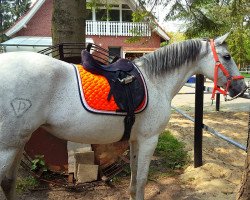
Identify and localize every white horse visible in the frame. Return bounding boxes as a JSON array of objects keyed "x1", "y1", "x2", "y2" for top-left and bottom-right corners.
[{"x1": 0, "y1": 33, "x2": 247, "y2": 200}]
